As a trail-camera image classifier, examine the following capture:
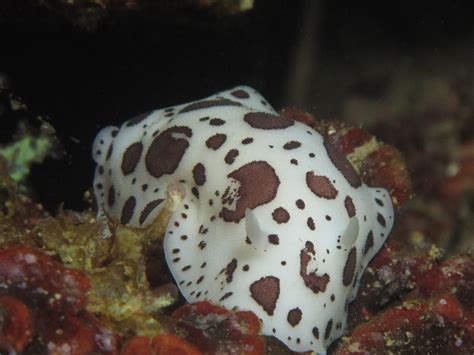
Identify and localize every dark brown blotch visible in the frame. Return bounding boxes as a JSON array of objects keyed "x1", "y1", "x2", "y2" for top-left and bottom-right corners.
[
  {"x1": 121, "y1": 196, "x2": 136, "y2": 224},
  {"x1": 222, "y1": 161, "x2": 280, "y2": 223},
  {"x1": 342, "y1": 247, "x2": 357, "y2": 286},
  {"x1": 287, "y1": 308, "x2": 302, "y2": 327},
  {"x1": 272, "y1": 207, "x2": 290, "y2": 224},
  {"x1": 268, "y1": 234, "x2": 279, "y2": 245},
  {"x1": 250, "y1": 276, "x2": 280, "y2": 316},
  {"x1": 283, "y1": 141, "x2": 301, "y2": 150},
  {"x1": 121, "y1": 142, "x2": 143, "y2": 175},
  {"x1": 180, "y1": 98, "x2": 242, "y2": 113},
  {"x1": 126, "y1": 111, "x2": 152, "y2": 127},
  {"x1": 344, "y1": 195, "x2": 356, "y2": 217},
  {"x1": 145, "y1": 126, "x2": 192, "y2": 178},
  {"x1": 206, "y1": 133, "x2": 227, "y2": 150},
  {"x1": 323, "y1": 139, "x2": 361, "y2": 188},
  {"x1": 224, "y1": 149, "x2": 239, "y2": 165},
  {"x1": 224, "y1": 258, "x2": 238, "y2": 283},
  {"x1": 324, "y1": 319, "x2": 333, "y2": 340},
  {"x1": 244, "y1": 112, "x2": 294, "y2": 130},
  {"x1": 363, "y1": 231, "x2": 374, "y2": 255},
  {"x1": 230, "y1": 89, "x2": 250, "y2": 99},
  {"x1": 193, "y1": 163, "x2": 206, "y2": 186},
  {"x1": 300, "y1": 241, "x2": 330, "y2": 294},
  {"x1": 306, "y1": 171, "x2": 338, "y2": 199},
  {"x1": 139, "y1": 199, "x2": 164, "y2": 224}
]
